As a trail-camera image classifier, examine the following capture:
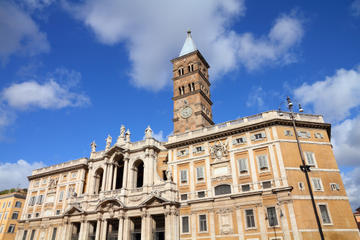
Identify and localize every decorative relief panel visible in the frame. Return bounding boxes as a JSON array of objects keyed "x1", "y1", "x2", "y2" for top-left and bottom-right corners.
[{"x1": 217, "y1": 208, "x2": 234, "y2": 235}]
